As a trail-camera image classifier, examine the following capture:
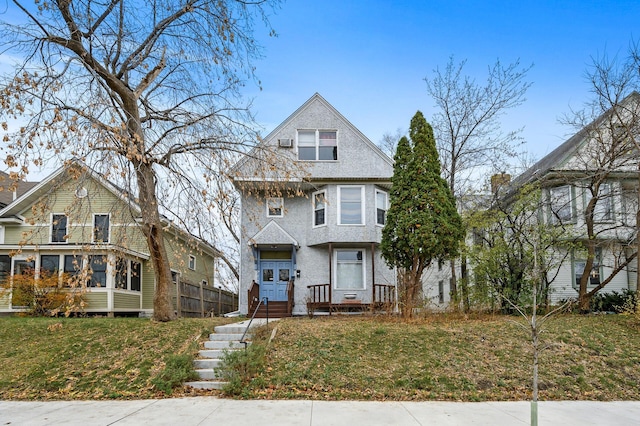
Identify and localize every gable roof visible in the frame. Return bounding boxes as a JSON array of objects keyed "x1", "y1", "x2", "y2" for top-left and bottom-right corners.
[
  {"x1": 248, "y1": 220, "x2": 299, "y2": 248},
  {"x1": 231, "y1": 93, "x2": 393, "y2": 179},
  {"x1": 0, "y1": 171, "x2": 40, "y2": 208},
  {"x1": 512, "y1": 91, "x2": 640, "y2": 188},
  {"x1": 0, "y1": 160, "x2": 220, "y2": 258}
]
